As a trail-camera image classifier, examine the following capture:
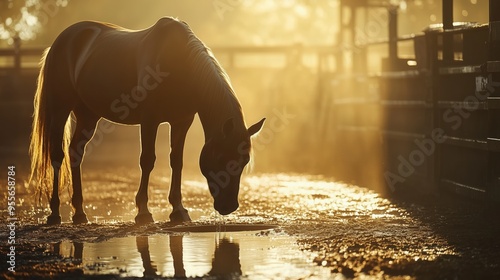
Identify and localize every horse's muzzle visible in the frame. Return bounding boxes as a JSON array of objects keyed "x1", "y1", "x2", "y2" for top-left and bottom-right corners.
[{"x1": 215, "y1": 202, "x2": 239, "y2": 215}]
